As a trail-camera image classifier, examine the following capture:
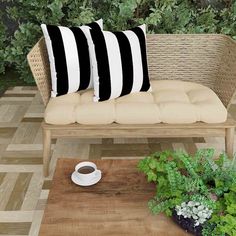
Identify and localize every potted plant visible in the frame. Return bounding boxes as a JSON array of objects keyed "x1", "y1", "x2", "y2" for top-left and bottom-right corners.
[{"x1": 138, "y1": 149, "x2": 236, "y2": 236}]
